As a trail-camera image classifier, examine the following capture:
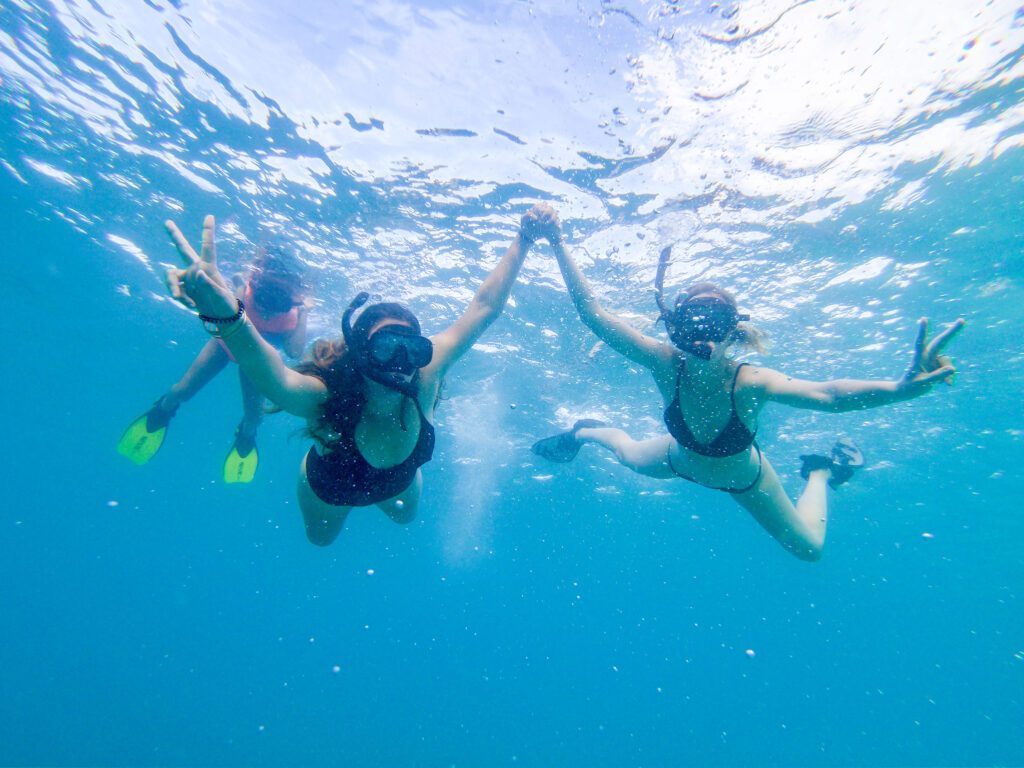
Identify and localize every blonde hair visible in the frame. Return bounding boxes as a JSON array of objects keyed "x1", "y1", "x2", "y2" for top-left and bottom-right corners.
[{"x1": 728, "y1": 322, "x2": 767, "y2": 355}]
